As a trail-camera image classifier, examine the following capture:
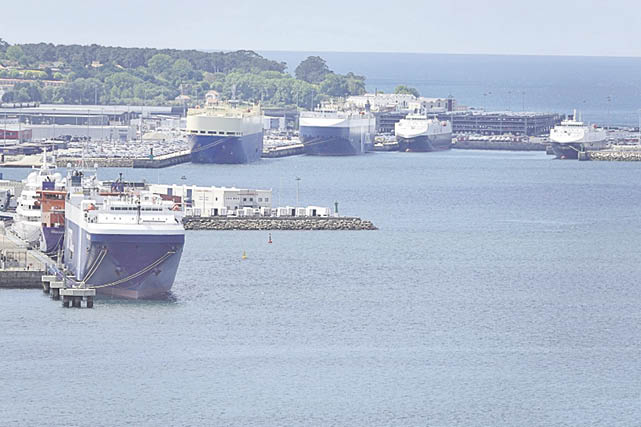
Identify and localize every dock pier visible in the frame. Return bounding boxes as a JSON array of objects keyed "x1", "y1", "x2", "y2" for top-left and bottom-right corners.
[
  {"x1": 49, "y1": 280, "x2": 65, "y2": 301},
  {"x1": 60, "y1": 287, "x2": 95, "y2": 308},
  {"x1": 41, "y1": 274, "x2": 56, "y2": 293},
  {"x1": 2, "y1": 227, "x2": 96, "y2": 307}
]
